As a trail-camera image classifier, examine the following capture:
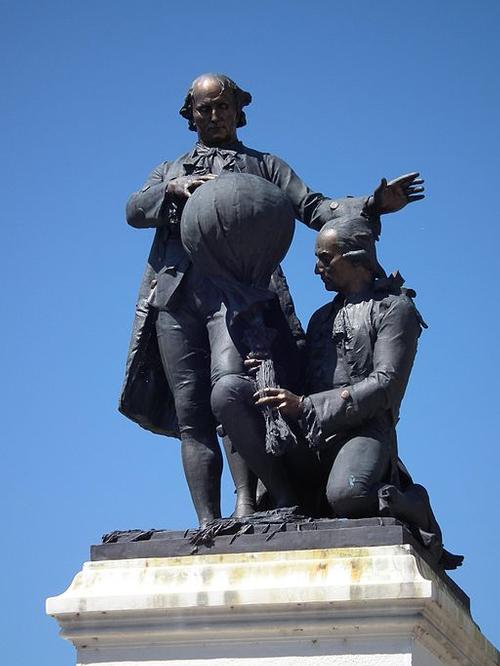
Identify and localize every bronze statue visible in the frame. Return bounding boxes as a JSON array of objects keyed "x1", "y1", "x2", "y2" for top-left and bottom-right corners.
[
  {"x1": 252, "y1": 210, "x2": 462, "y2": 568},
  {"x1": 120, "y1": 73, "x2": 424, "y2": 528}
]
